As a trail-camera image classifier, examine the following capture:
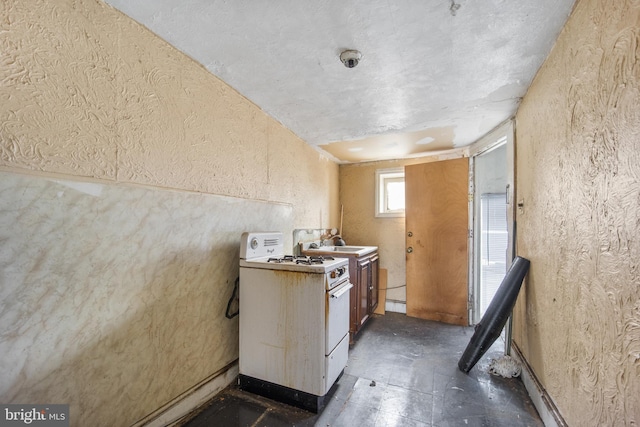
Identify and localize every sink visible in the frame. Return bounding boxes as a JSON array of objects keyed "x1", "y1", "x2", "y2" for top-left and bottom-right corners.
[
  {"x1": 303, "y1": 245, "x2": 377, "y2": 257},
  {"x1": 331, "y1": 246, "x2": 365, "y2": 252}
]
